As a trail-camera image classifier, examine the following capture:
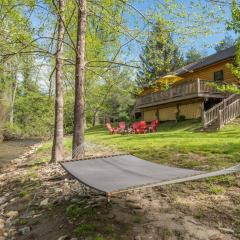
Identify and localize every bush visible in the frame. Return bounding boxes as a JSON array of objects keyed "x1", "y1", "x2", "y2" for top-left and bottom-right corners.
[
  {"x1": 176, "y1": 115, "x2": 186, "y2": 122},
  {"x1": 3, "y1": 123, "x2": 22, "y2": 140},
  {"x1": 14, "y1": 92, "x2": 54, "y2": 138}
]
